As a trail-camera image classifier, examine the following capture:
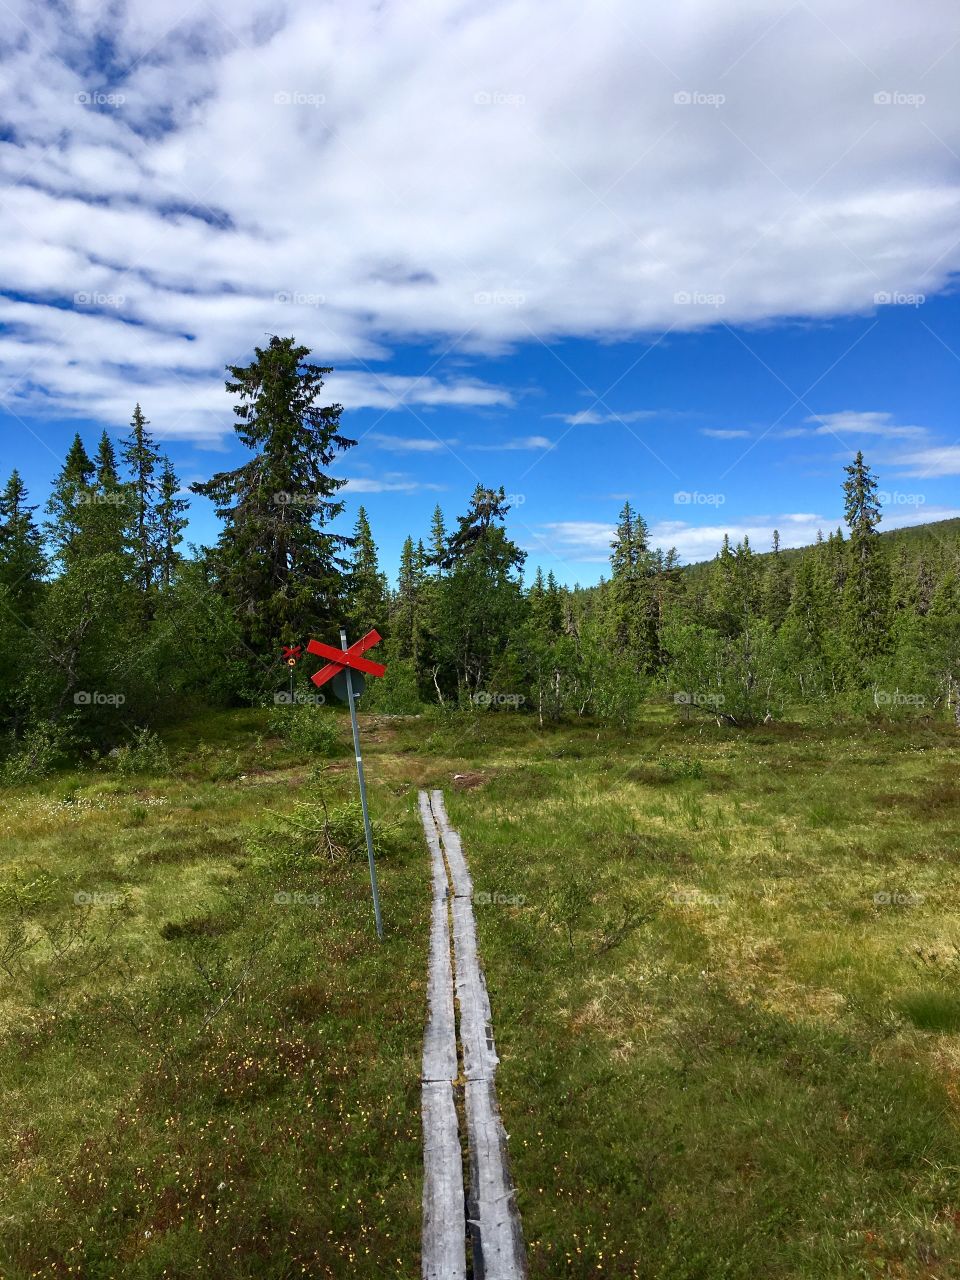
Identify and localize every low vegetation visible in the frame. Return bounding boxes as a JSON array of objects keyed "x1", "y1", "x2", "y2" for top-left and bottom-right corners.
[{"x1": 3, "y1": 706, "x2": 960, "y2": 1277}]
